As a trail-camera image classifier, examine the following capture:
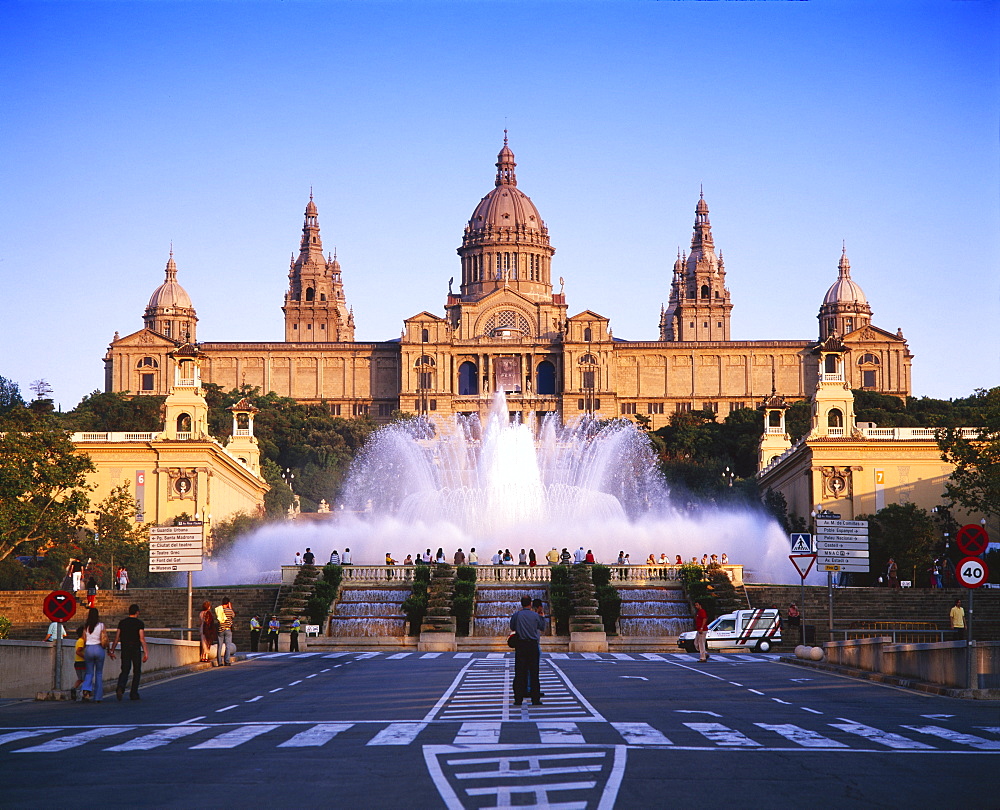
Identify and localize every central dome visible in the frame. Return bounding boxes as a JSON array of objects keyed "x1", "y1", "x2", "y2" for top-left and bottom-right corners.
[
  {"x1": 823, "y1": 250, "x2": 867, "y2": 306},
  {"x1": 147, "y1": 253, "x2": 193, "y2": 310},
  {"x1": 465, "y1": 138, "x2": 545, "y2": 235}
]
